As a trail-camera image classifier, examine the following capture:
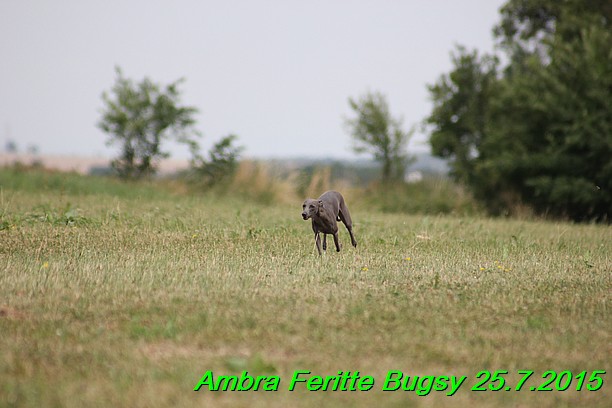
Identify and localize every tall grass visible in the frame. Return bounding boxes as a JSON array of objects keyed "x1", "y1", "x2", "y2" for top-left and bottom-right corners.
[
  {"x1": 356, "y1": 178, "x2": 480, "y2": 216},
  {"x1": 220, "y1": 161, "x2": 481, "y2": 216},
  {"x1": 0, "y1": 168, "x2": 610, "y2": 407}
]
